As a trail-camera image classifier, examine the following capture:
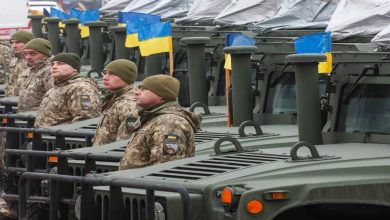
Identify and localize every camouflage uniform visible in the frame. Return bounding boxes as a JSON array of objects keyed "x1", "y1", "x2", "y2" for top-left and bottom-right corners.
[
  {"x1": 0, "y1": 44, "x2": 12, "y2": 168},
  {"x1": 0, "y1": 42, "x2": 11, "y2": 84},
  {"x1": 5, "y1": 55, "x2": 28, "y2": 96},
  {"x1": 34, "y1": 75, "x2": 101, "y2": 128},
  {"x1": 17, "y1": 58, "x2": 54, "y2": 112},
  {"x1": 119, "y1": 102, "x2": 201, "y2": 170},
  {"x1": 93, "y1": 84, "x2": 139, "y2": 146}
]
